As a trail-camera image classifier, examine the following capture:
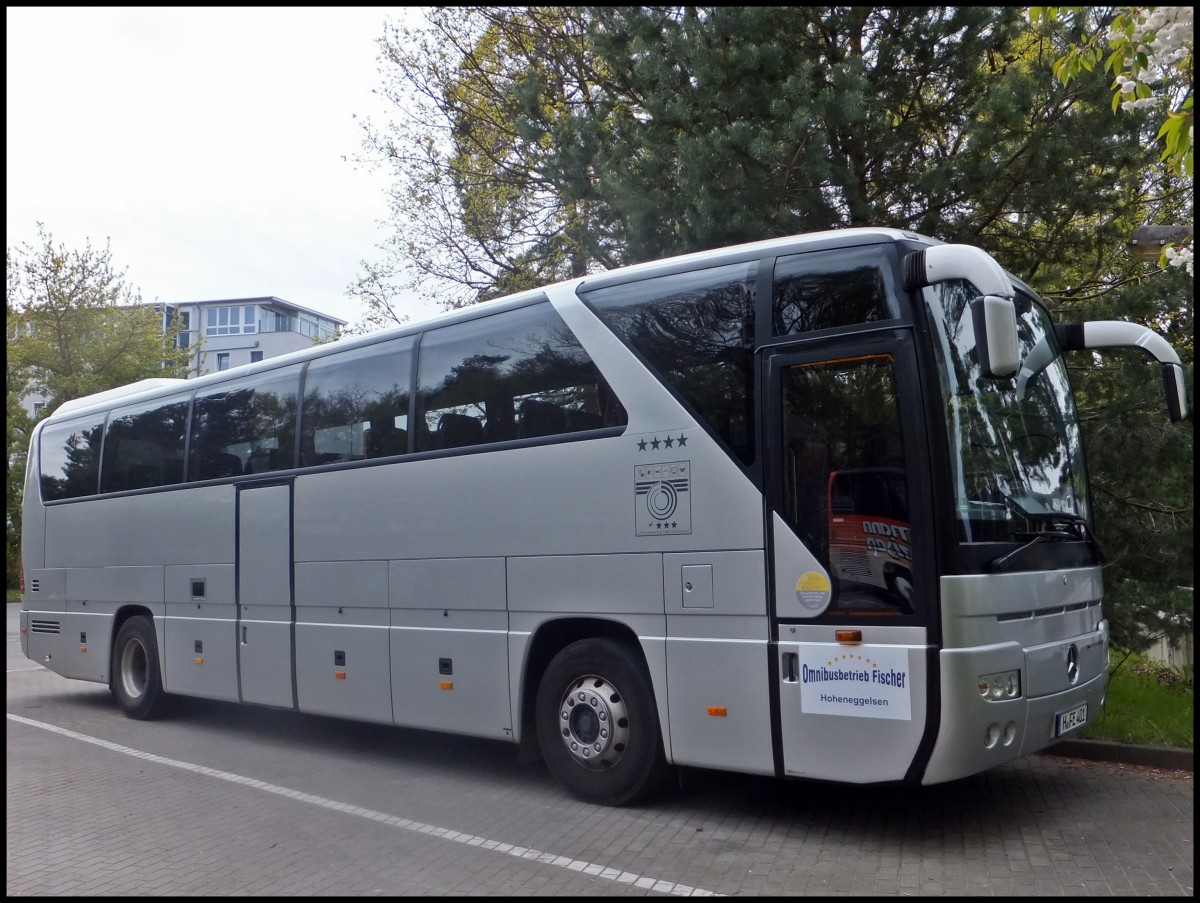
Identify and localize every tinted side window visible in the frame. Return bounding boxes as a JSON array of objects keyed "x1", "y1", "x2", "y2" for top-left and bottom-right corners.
[
  {"x1": 773, "y1": 247, "x2": 896, "y2": 336},
  {"x1": 779, "y1": 354, "x2": 913, "y2": 616},
  {"x1": 101, "y1": 398, "x2": 189, "y2": 492},
  {"x1": 583, "y1": 262, "x2": 756, "y2": 464},
  {"x1": 415, "y1": 302, "x2": 625, "y2": 452},
  {"x1": 188, "y1": 365, "x2": 302, "y2": 480},
  {"x1": 39, "y1": 415, "x2": 106, "y2": 501},
  {"x1": 300, "y1": 336, "x2": 414, "y2": 466}
]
